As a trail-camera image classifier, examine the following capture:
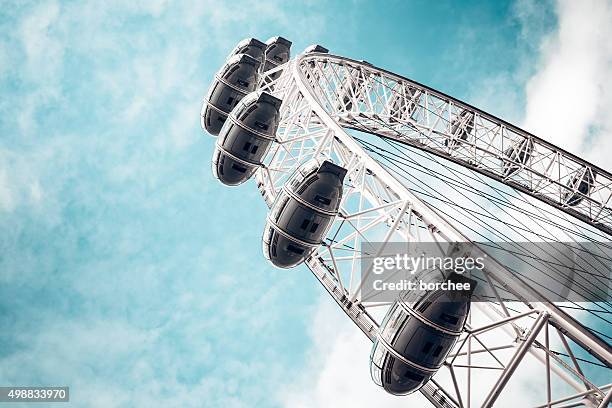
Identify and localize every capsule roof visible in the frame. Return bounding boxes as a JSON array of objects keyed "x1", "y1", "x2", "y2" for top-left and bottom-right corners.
[
  {"x1": 263, "y1": 160, "x2": 346, "y2": 269},
  {"x1": 228, "y1": 37, "x2": 266, "y2": 62},
  {"x1": 212, "y1": 91, "x2": 282, "y2": 186},
  {"x1": 265, "y1": 36, "x2": 292, "y2": 48},
  {"x1": 318, "y1": 160, "x2": 347, "y2": 179},
  {"x1": 304, "y1": 44, "x2": 329, "y2": 53},
  {"x1": 201, "y1": 53, "x2": 261, "y2": 136}
]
